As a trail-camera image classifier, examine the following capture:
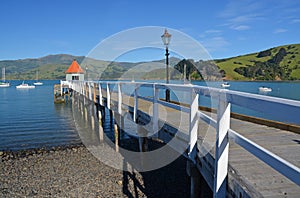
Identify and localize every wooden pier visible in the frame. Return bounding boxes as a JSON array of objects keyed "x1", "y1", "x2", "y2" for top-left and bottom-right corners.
[
  {"x1": 54, "y1": 81, "x2": 72, "y2": 103},
  {"x1": 60, "y1": 80, "x2": 300, "y2": 197}
]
